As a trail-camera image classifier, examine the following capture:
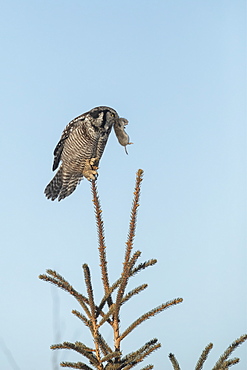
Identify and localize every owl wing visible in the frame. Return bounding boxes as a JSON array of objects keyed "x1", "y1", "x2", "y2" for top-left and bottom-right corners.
[
  {"x1": 52, "y1": 115, "x2": 85, "y2": 171},
  {"x1": 52, "y1": 136, "x2": 68, "y2": 170}
]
